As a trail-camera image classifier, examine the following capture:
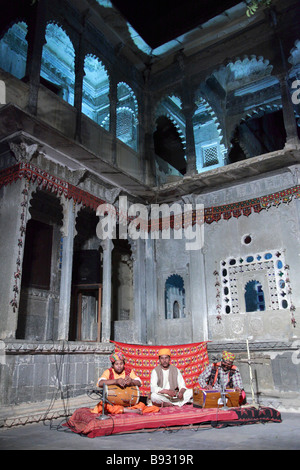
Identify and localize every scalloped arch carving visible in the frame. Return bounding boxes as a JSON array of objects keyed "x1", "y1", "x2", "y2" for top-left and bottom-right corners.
[
  {"x1": 209, "y1": 55, "x2": 274, "y2": 91},
  {"x1": 117, "y1": 81, "x2": 139, "y2": 115},
  {"x1": 153, "y1": 95, "x2": 186, "y2": 148},
  {"x1": 194, "y1": 92, "x2": 225, "y2": 146}
]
